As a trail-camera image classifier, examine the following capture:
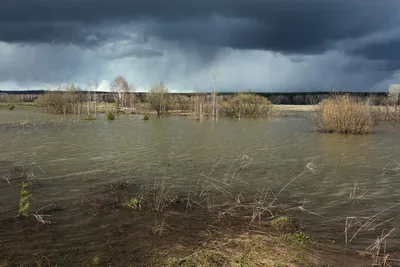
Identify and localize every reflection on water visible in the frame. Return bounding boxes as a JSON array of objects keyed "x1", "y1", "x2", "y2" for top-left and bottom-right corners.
[{"x1": 1, "y1": 108, "x2": 400, "y2": 257}]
